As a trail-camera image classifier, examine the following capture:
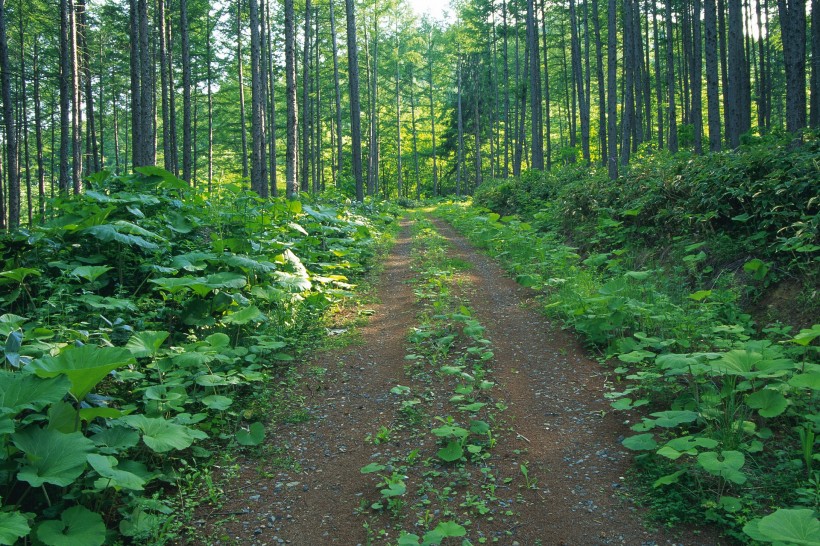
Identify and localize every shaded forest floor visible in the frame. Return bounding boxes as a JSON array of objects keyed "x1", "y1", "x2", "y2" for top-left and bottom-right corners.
[{"x1": 191, "y1": 212, "x2": 726, "y2": 545}]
